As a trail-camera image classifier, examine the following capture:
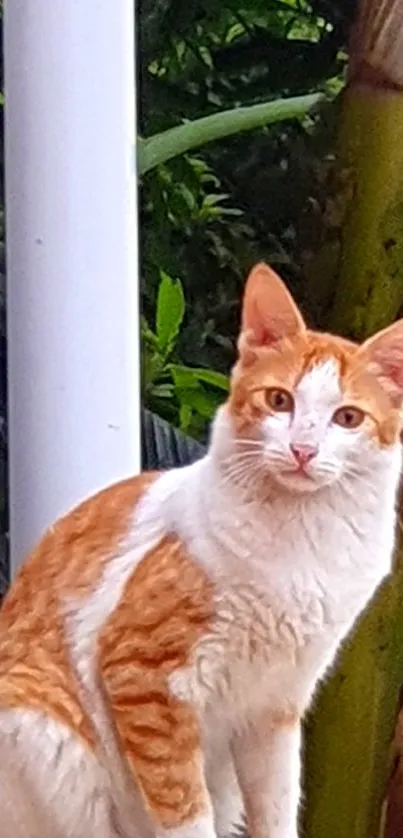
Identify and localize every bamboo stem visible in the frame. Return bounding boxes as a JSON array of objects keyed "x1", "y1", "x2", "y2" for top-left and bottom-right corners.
[
  {"x1": 303, "y1": 3, "x2": 403, "y2": 835},
  {"x1": 328, "y1": 87, "x2": 403, "y2": 338},
  {"x1": 303, "y1": 550, "x2": 403, "y2": 838}
]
